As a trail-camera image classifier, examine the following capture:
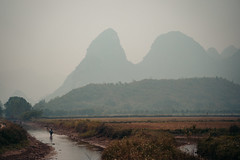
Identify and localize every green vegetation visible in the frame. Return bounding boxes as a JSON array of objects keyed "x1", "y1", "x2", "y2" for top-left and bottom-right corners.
[
  {"x1": 21, "y1": 110, "x2": 43, "y2": 120},
  {"x1": 4, "y1": 96, "x2": 42, "y2": 120},
  {"x1": 37, "y1": 78, "x2": 240, "y2": 116},
  {"x1": 198, "y1": 135, "x2": 240, "y2": 160},
  {"x1": 197, "y1": 125, "x2": 240, "y2": 160},
  {"x1": 102, "y1": 131, "x2": 197, "y2": 160},
  {"x1": 0, "y1": 120, "x2": 28, "y2": 154},
  {"x1": 5, "y1": 97, "x2": 32, "y2": 119}
]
